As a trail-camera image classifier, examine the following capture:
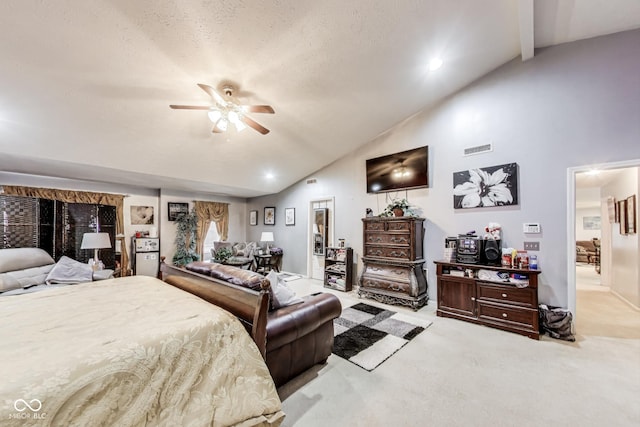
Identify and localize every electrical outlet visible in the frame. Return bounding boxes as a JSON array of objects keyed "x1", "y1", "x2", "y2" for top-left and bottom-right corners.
[{"x1": 524, "y1": 242, "x2": 540, "y2": 251}]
